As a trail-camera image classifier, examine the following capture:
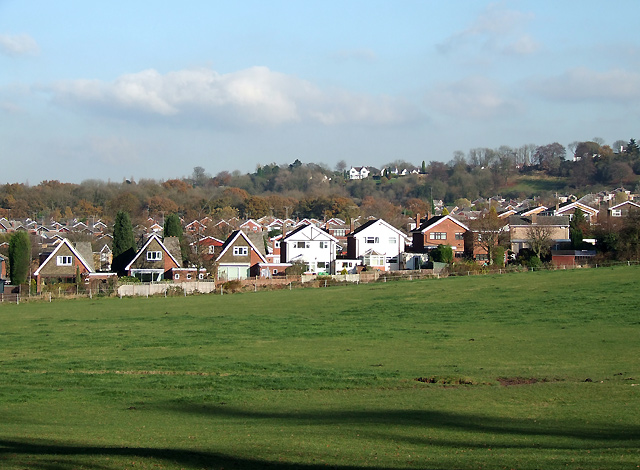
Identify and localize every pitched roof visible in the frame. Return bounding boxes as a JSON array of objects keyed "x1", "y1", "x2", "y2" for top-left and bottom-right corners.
[
  {"x1": 414, "y1": 215, "x2": 470, "y2": 233},
  {"x1": 608, "y1": 200, "x2": 640, "y2": 211},
  {"x1": 34, "y1": 238, "x2": 96, "y2": 276},
  {"x1": 282, "y1": 223, "x2": 340, "y2": 243},
  {"x1": 216, "y1": 230, "x2": 267, "y2": 263},
  {"x1": 124, "y1": 234, "x2": 182, "y2": 271}
]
